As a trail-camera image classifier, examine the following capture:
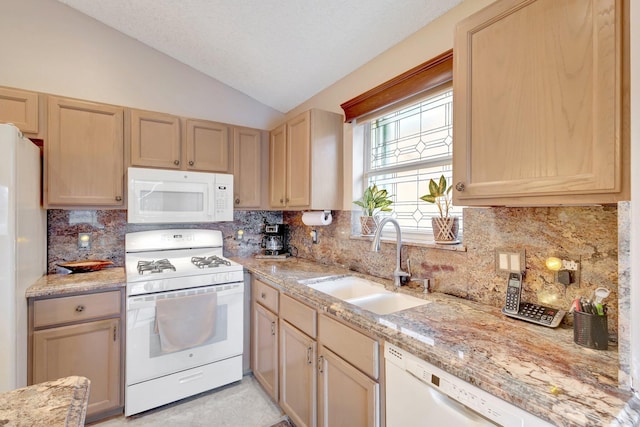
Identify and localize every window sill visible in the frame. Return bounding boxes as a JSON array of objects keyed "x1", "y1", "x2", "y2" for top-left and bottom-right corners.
[{"x1": 350, "y1": 234, "x2": 467, "y2": 252}]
